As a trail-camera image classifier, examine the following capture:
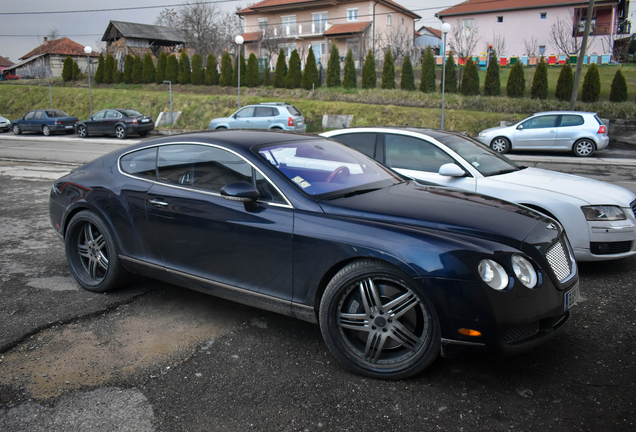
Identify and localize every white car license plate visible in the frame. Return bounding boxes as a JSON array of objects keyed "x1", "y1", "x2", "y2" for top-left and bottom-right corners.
[
  {"x1": 141, "y1": 119, "x2": 150, "y2": 123},
  {"x1": 564, "y1": 283, "x2": 580, "y2": 310},
  {"x1": 65, "y1": 125, "x2": 73, "y2": 129}
]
